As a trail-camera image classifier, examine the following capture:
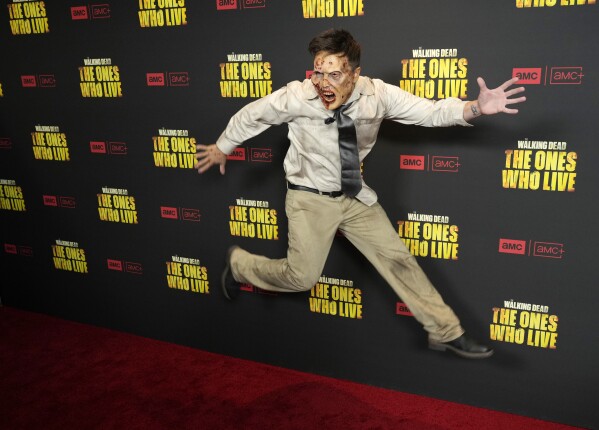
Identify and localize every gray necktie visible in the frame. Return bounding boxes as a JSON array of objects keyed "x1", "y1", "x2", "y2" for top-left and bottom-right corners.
[{"x1": 326, "y1": 103, "x2": 362, "y2": 197}]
